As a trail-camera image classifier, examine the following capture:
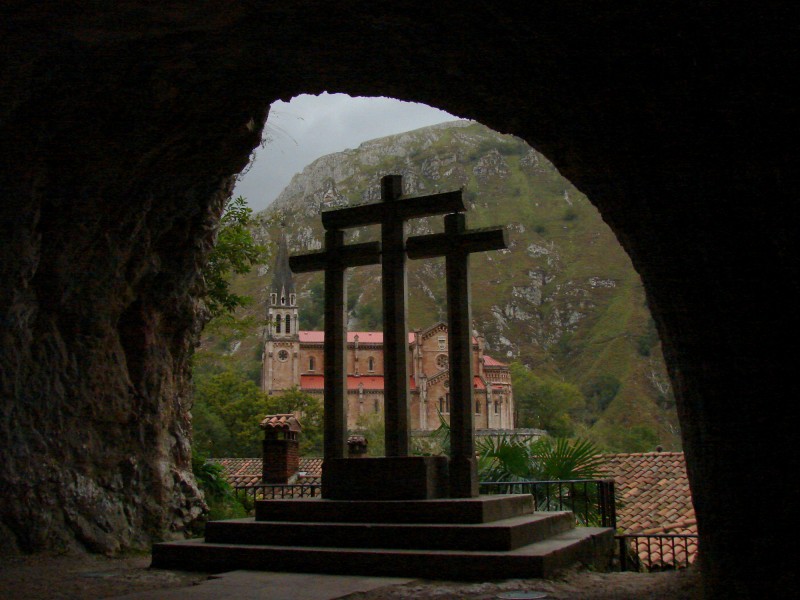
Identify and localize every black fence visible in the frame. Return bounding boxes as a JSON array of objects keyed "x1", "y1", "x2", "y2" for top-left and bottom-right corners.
[
  {"x1": 616, "y1": 533, "x2": 698, "y2": 572},
  {"x1": 233, "y1": 483, "x2": 322, "y2": 504},
  {"x1": 233, "y1": 479, "x2": 616, "y2": 530},
  {"x1": 479, "y1": 479, "x2": 617, "y2": 529}
]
